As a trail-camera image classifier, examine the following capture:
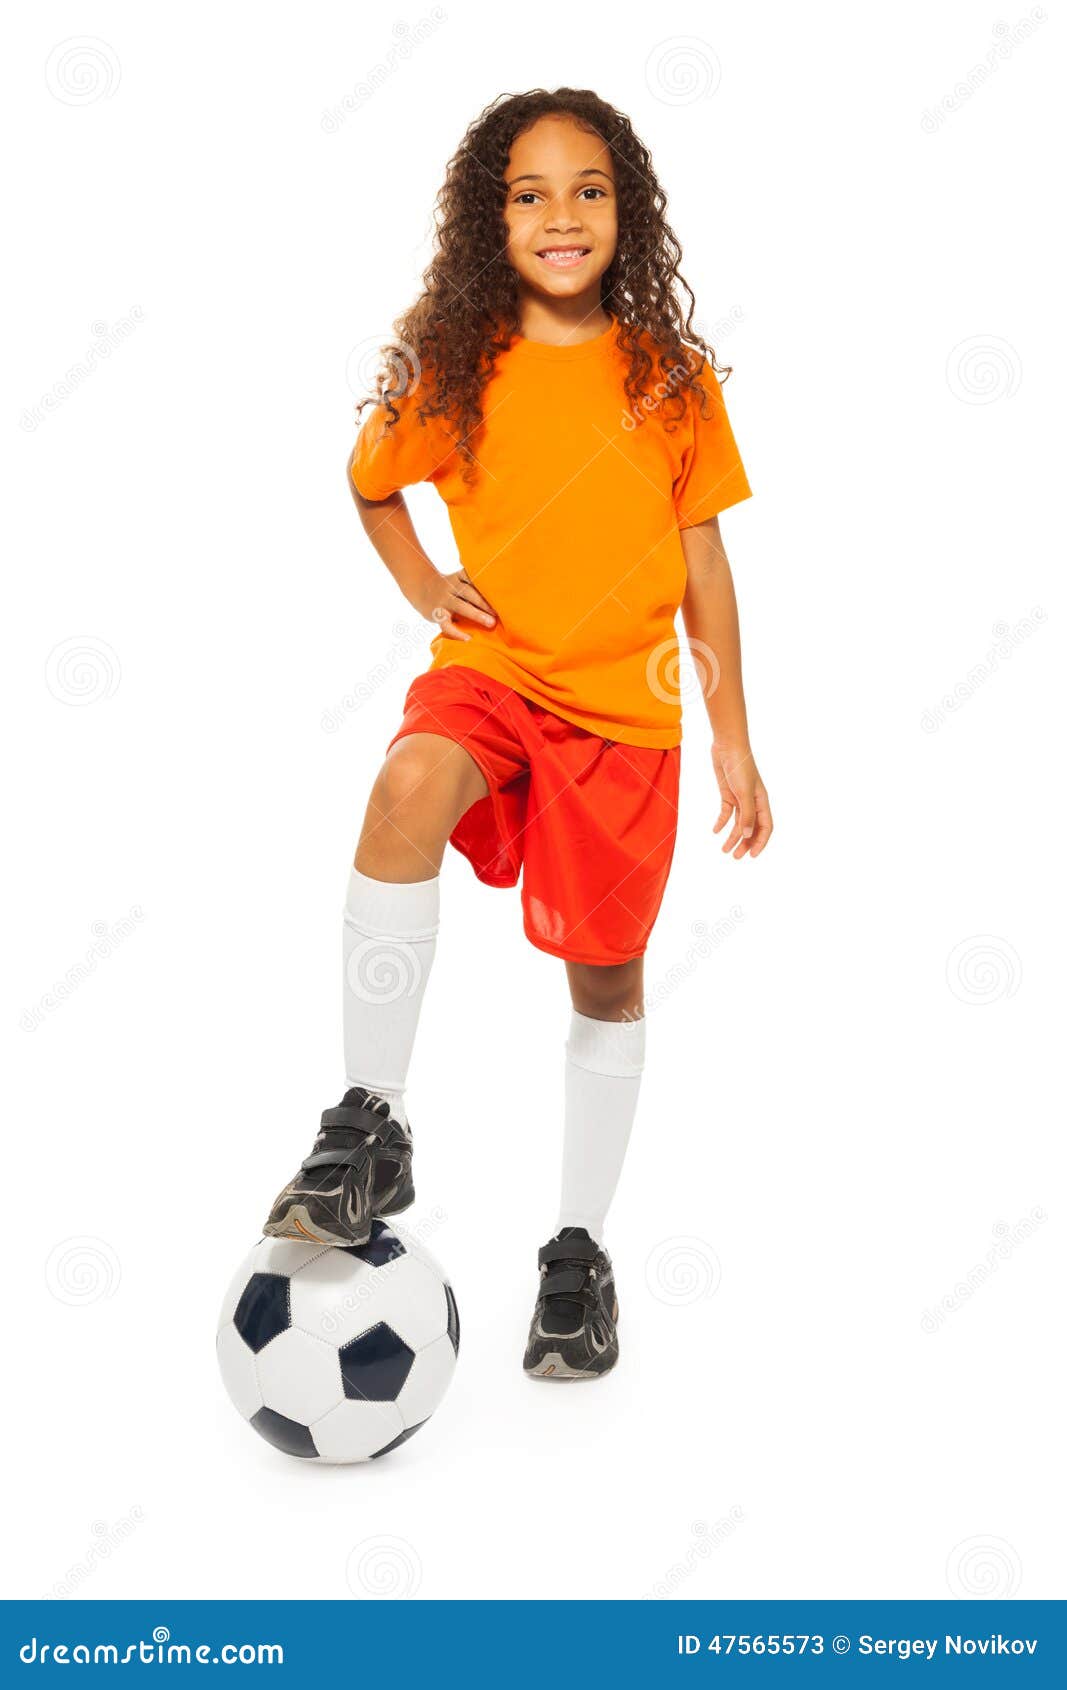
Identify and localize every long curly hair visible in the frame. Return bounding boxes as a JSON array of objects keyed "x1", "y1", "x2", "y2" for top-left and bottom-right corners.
[{"x1": 360, "y1": 88, "x2": 731, "y2": 480}]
